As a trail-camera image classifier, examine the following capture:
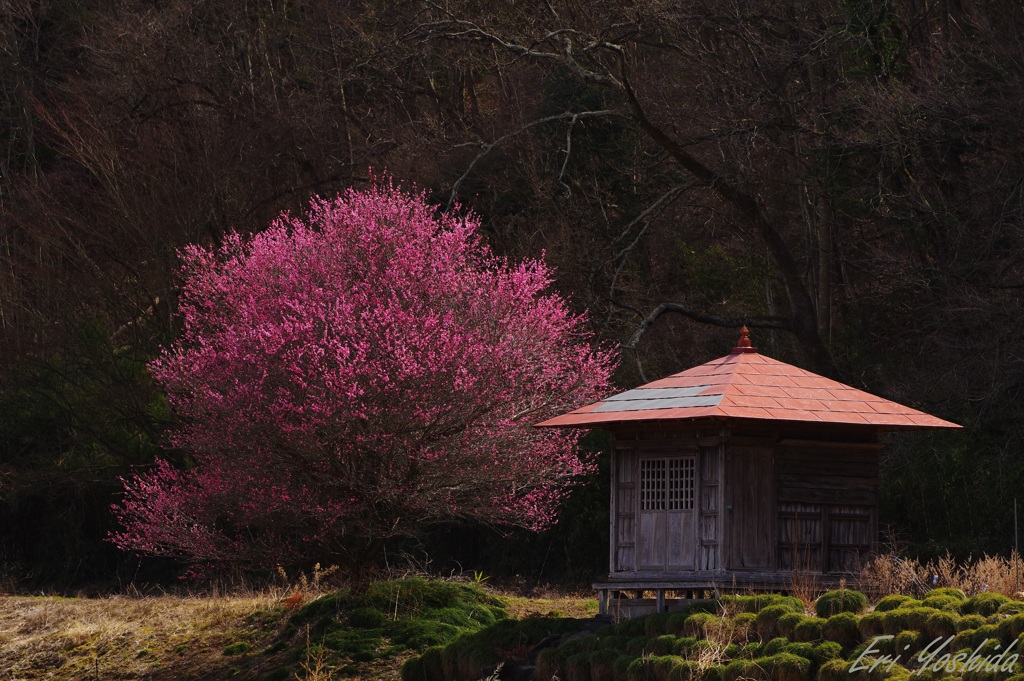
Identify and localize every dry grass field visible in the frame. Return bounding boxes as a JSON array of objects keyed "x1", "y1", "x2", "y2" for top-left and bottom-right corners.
[
  {"x1": 3, "y1": 552, "x2": 1024, "y2": 680},
  {"x1": 0, "y1": 584, "x2": 596, "y2": 680},
  {"x1": 0, "y1": 592, "x2": 285, "y2": 680},
  {"x1": 6, "y1": 553, "x2": 1024, "y2": 681}
]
